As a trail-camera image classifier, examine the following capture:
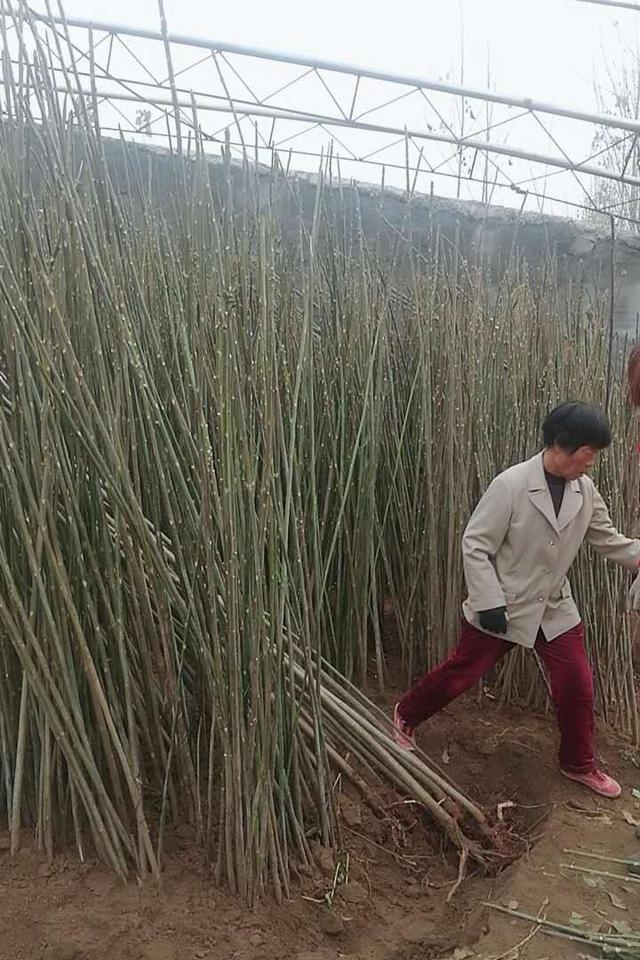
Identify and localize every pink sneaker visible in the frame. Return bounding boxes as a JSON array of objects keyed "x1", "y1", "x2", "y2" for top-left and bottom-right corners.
[
  {"x1": 393, "y1": 703, "x2": 416, "y2": 751},
  {"x1": 561, "y1": 768, "x2": 622, "y2": 799}
]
